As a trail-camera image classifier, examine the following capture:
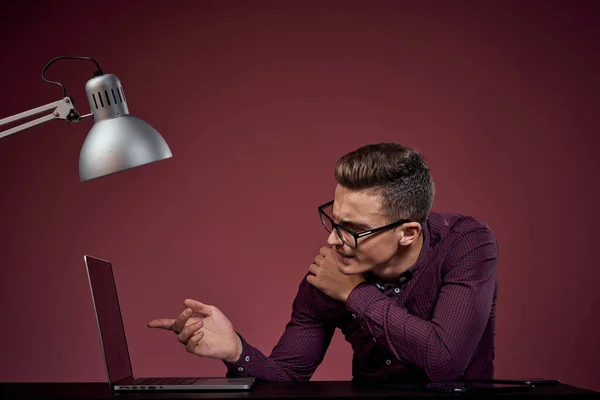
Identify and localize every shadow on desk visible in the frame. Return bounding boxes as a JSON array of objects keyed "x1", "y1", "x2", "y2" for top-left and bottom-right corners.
[{"x1": 1, "y1": 381, "x2": 599, "y2": 399}]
